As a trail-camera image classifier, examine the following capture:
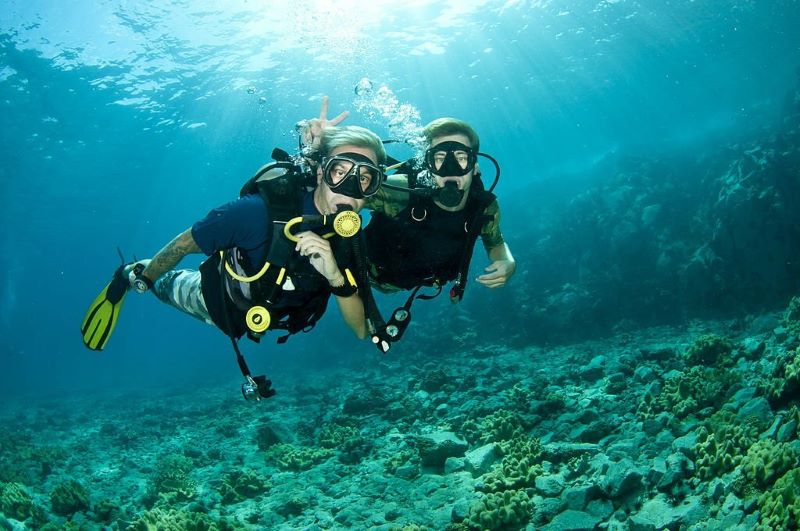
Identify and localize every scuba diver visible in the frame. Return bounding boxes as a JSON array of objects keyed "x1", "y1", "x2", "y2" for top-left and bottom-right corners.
[
  {"x1": 363, "y1": 118, "x2": 516, "y2": 344},
  {"x1": 299, "y1": 107, "x2": 515, "y2": 349},
  {"x1": 81, "y1": 110, "x2": 387, "y2": 400}
]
